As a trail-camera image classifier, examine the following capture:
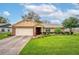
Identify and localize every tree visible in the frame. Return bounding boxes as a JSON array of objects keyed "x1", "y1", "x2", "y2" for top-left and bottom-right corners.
[
  {"x1": 0, "y1": 16, "x2": 8, "y2": 23},
  {"x1": 33, "y1": 13, "x2": 42, "y2": 23},
  {"x1": 62, "y1": 17, "x2": 79, "y2": 34},
  {"x1": 55, "y1": 27, "x2": 62, "y2": 34},
  {"x1": 27, "y1": 11, "x2": 34, "y2": 19},
  {"x1": 22, "y1": 11, "x2": 42, "y2": 23},
  {"x1": 42, "y1": 20, "x2": 51, "y2": 24}
]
